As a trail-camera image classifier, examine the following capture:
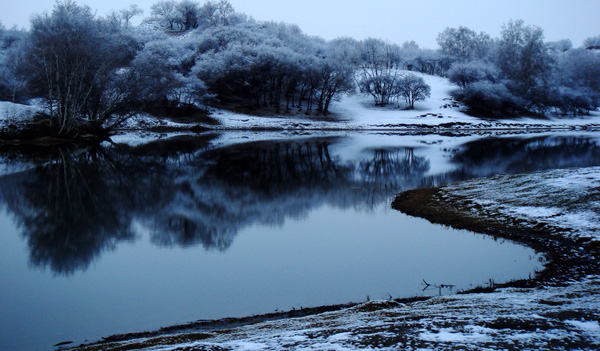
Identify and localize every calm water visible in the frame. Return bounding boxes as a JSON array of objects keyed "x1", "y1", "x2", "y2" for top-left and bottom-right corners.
[{"x1": 1, "y1": 131, "x2": 599, "y2": 351}]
